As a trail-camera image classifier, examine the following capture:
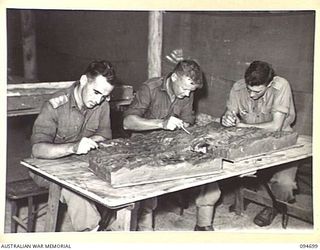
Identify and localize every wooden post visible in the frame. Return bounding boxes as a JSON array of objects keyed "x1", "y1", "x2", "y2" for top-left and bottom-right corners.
[
  {"x1": 20, "y1": 10, "x2": 38, "y2": 81},
  {"x1": 111, "y1": 203, "x2": 139, "y2": 231},
  {"x1": 45, "y1": 182, "x2": 61, "y2": 232},
  {"x1": 148, "y1": 11, "x2": 163, "y2": 78}
]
